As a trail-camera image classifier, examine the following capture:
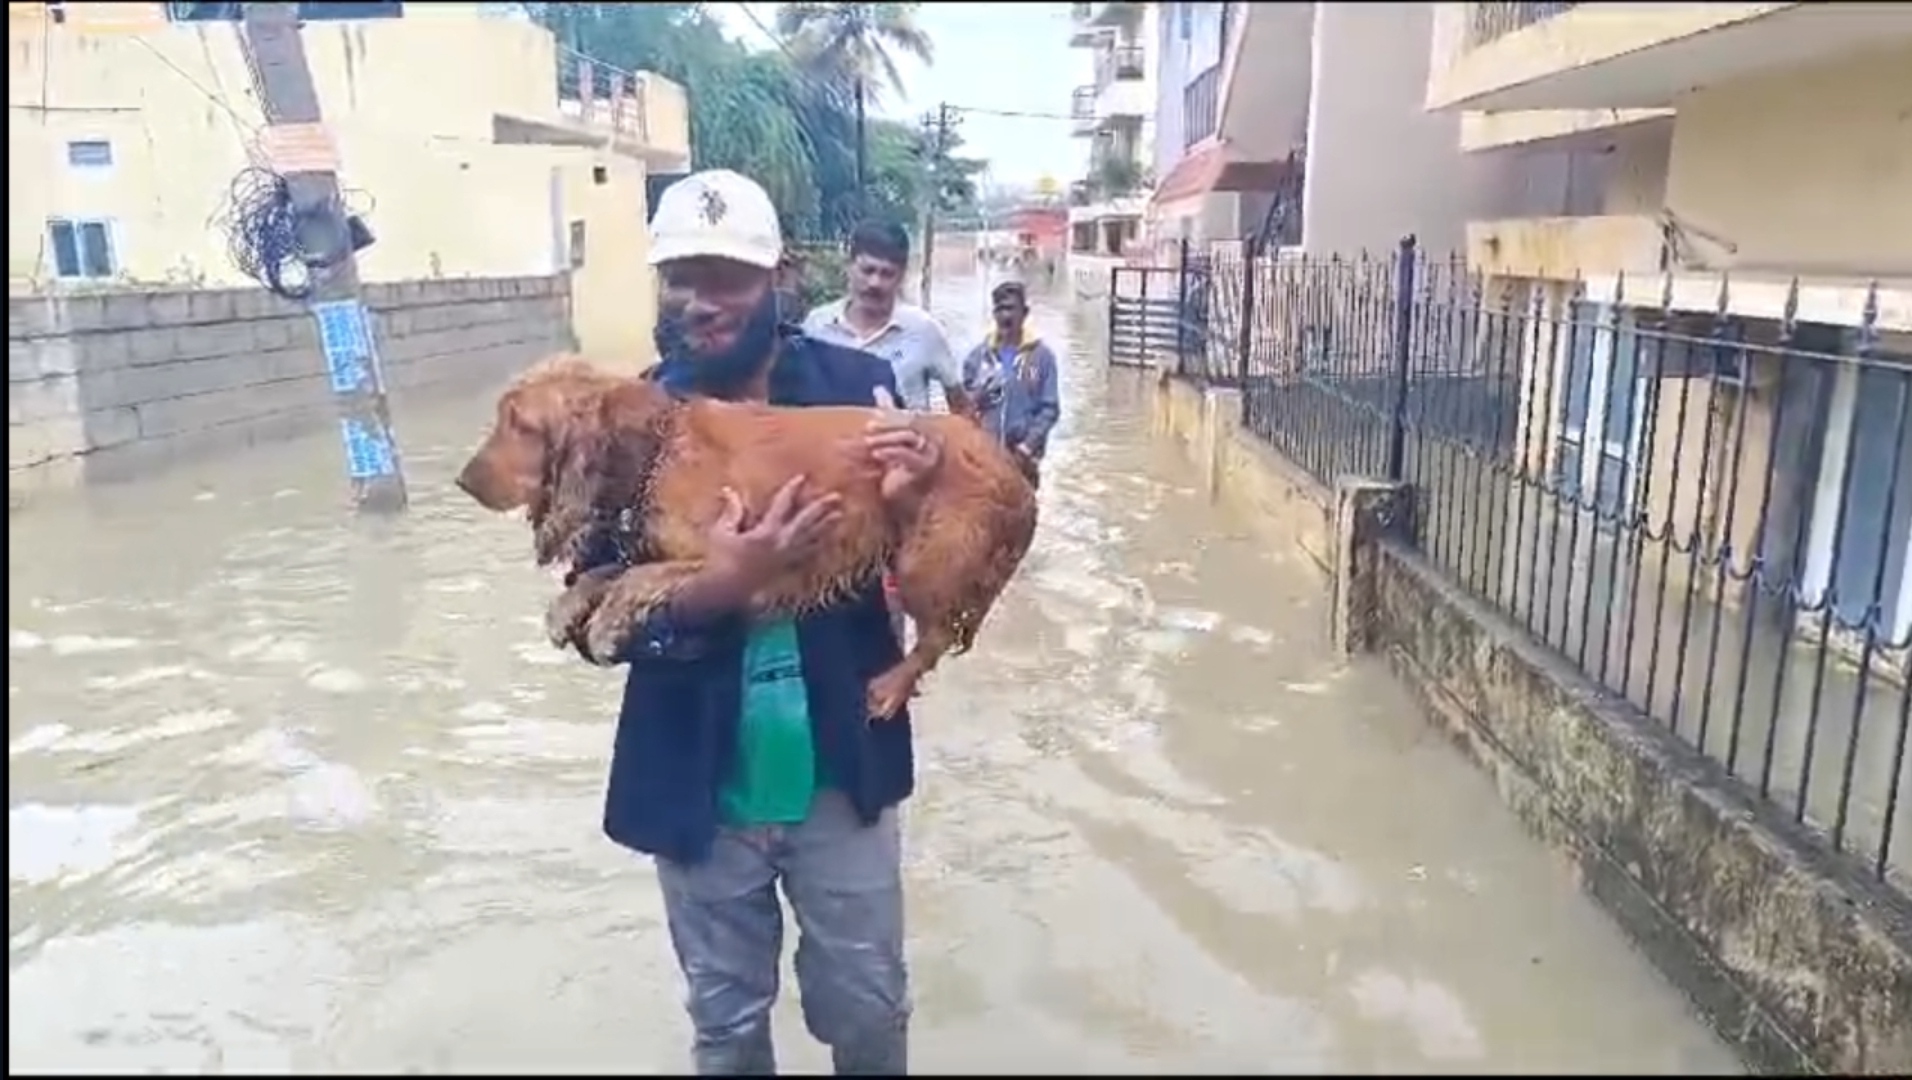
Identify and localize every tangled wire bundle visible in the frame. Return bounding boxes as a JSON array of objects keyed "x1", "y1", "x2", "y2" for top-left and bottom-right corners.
[
  {"x1": 213, "y1": 165, "x2": 315, "y2": 302},
  {"x1": 214, "y1": 165, "x2": 373, "y2": 302}
]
